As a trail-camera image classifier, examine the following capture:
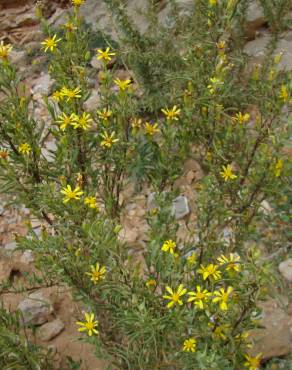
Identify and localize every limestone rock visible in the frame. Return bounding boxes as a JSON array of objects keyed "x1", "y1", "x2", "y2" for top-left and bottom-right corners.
[
  {"x1": 83, "y1": 90, "x2": 100, "y2": 111},
  {"x1": 20, "y1": 250, "x2": 34, "y2": 265},
  {"x1": 38, "y1": 318, "x2": 65, "y2": 341},
  {"x1": 245, "y1": 1, "x2": 266, "y2": 40},
  {"x1": 251, "y1": 299, "x2": 292, "y2": 359},
  {"x1": 0, "y1": 259, "x2": 12, "y2": 283},
  {"x1": 172, "y1": 195, "x2": 190, "y2": 220},
  {"x1": 32, "y1": 73, "x2": 53, "y2": 96},
  {"x1": 279, "y1": 259, "x2": 292, "y2": 282},
  {"x1": 17, "y1": 291, "x2": 53, "y2": 325}
]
